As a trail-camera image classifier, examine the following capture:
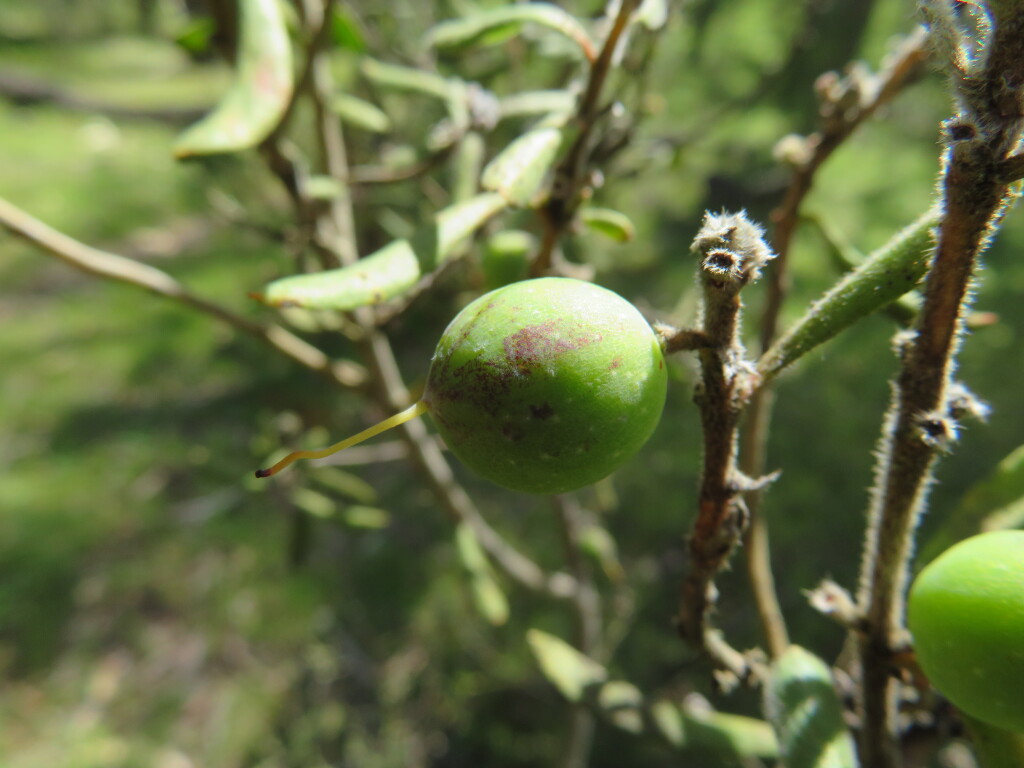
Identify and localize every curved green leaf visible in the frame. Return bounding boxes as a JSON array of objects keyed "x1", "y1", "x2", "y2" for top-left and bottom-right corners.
[
  {"x1": 331, "y1": 93, "x2": 391, "y2": 133},
  {"x1": 454, "y1": 522, "x2": 509, "y2": 625},
  {"x1": 764, "y1": 646, "x2": 858, "y2": 768},
  {"x1": 359, "y1": 58, "x2": 453, "y2": 101},
  {"x1": 526, "y1": 629, "x2": 607, "y2": 702},
  {"x1": 498, "y1": 89, "x2": 577, "y2": 121},
  {"x1": 174, "y1": 0, "x2": 293, "y2": 158},
  {"x1": 580, "y1": 207, "x2": 636, "y2": 242},
  {"x1": 759, "y1": 209, "x2": 938, "y2": 381},
  {"x1": 482, "y1": 127, "x2": 563, "y2": 207},
  {"x1": 427, "y1": 3, "x2": 597, "y2": 62},
  {"x1": 263, "y1": 193, "x2": 506, "y2": 310}
]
